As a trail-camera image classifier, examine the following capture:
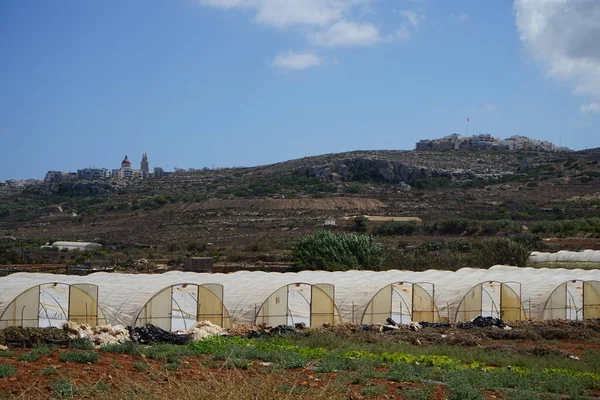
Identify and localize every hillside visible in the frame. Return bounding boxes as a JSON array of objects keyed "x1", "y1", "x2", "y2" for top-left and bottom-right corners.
[{"x1": 1, "y1": 148, "x2": 599, "y2": 268}]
